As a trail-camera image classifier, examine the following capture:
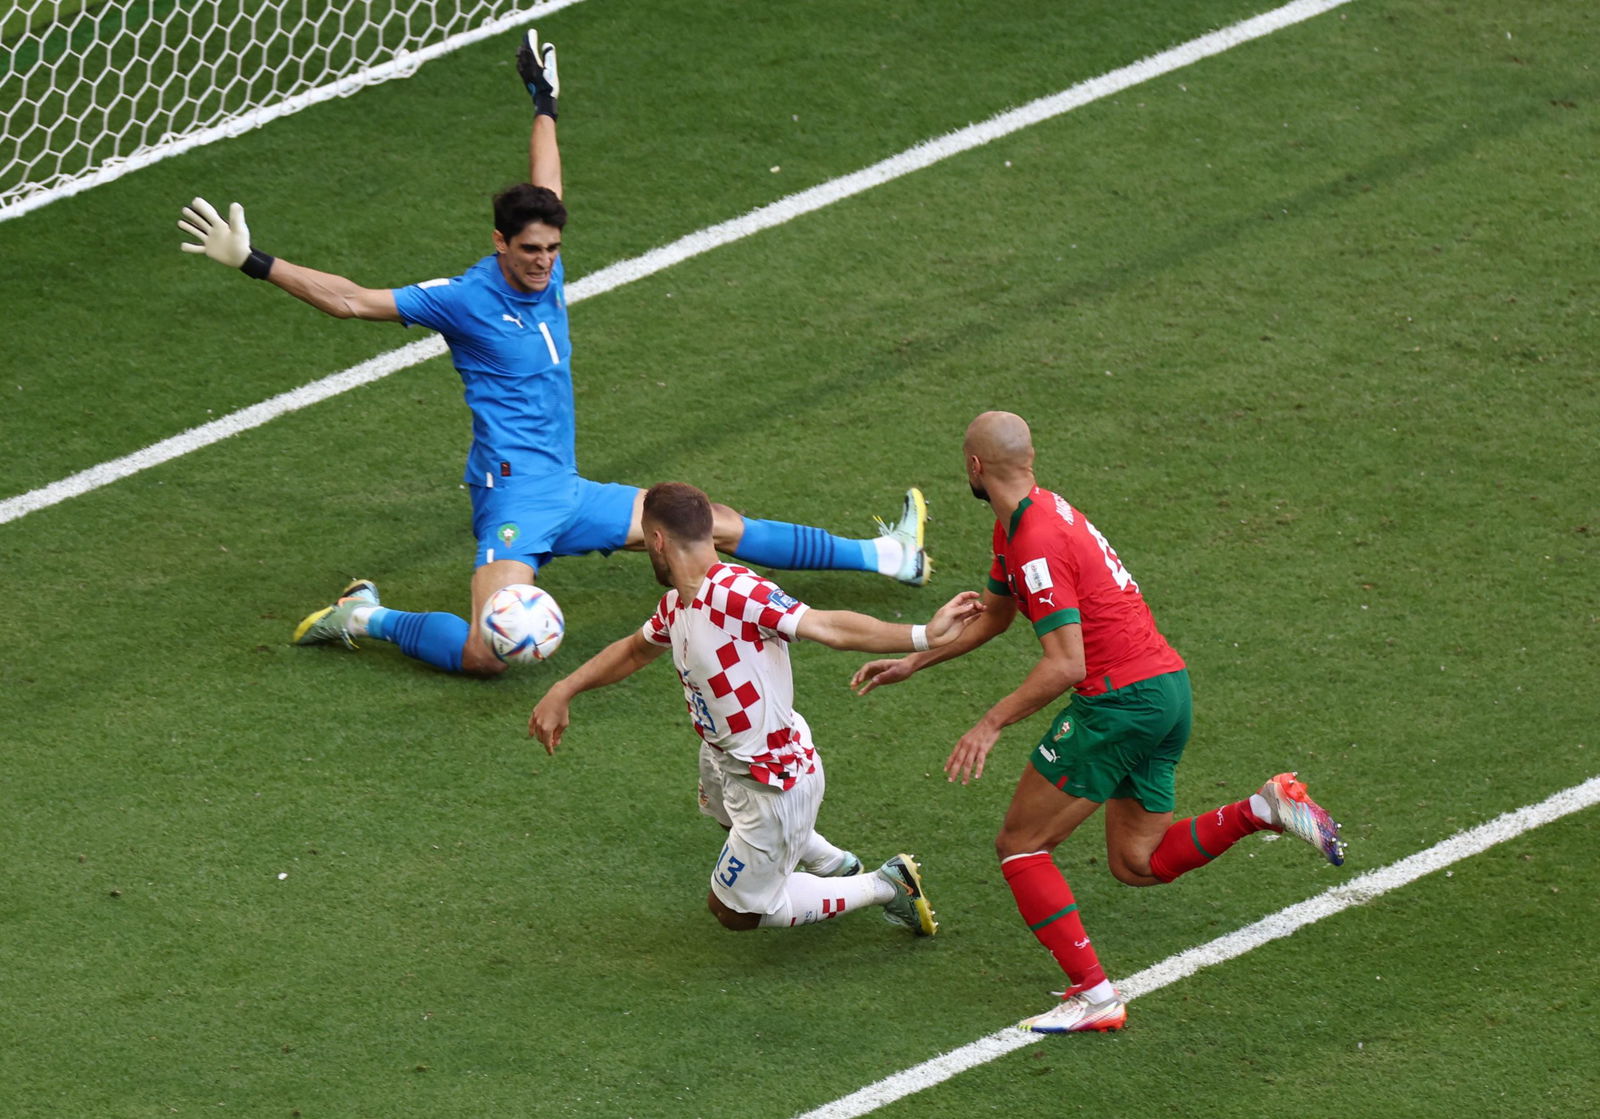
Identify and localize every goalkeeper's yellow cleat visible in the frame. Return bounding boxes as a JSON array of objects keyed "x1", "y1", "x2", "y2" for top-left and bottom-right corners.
[
  {"x1": 292, "y1": 580, "x2": 379, "y2": 649},
  {"x1": 876, "y1": 487, "x2": 930, "y2": 586}
]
